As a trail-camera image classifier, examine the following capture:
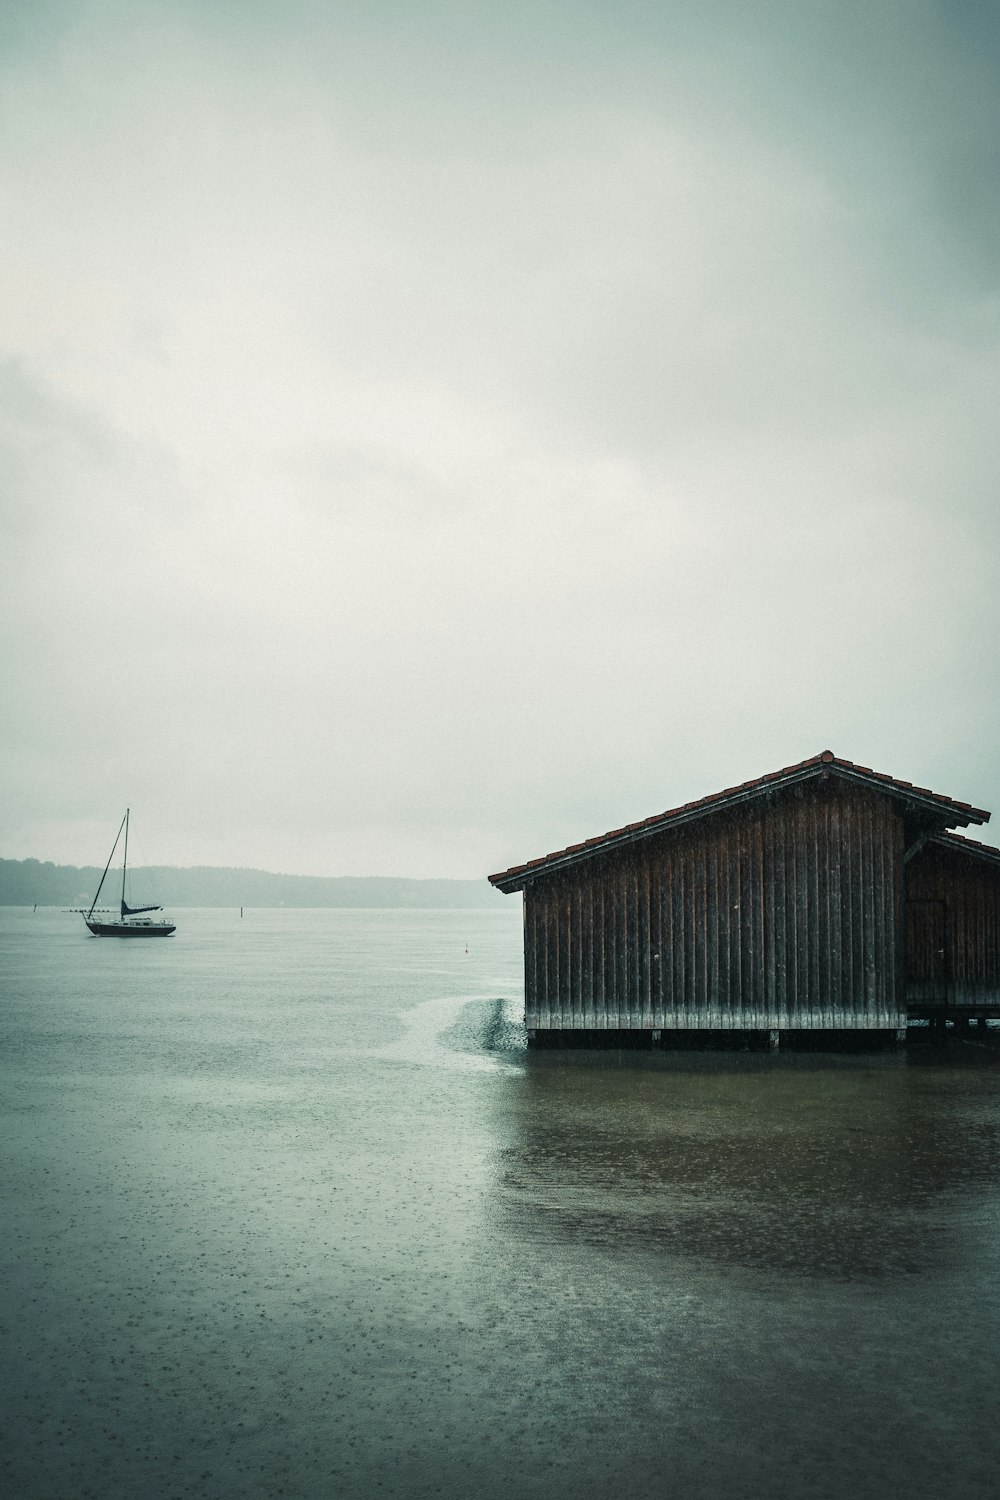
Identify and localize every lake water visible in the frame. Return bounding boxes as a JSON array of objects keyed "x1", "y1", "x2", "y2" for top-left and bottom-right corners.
[{"x1": 1, "y1": 906, "x2": 999, "y2": 1499}]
